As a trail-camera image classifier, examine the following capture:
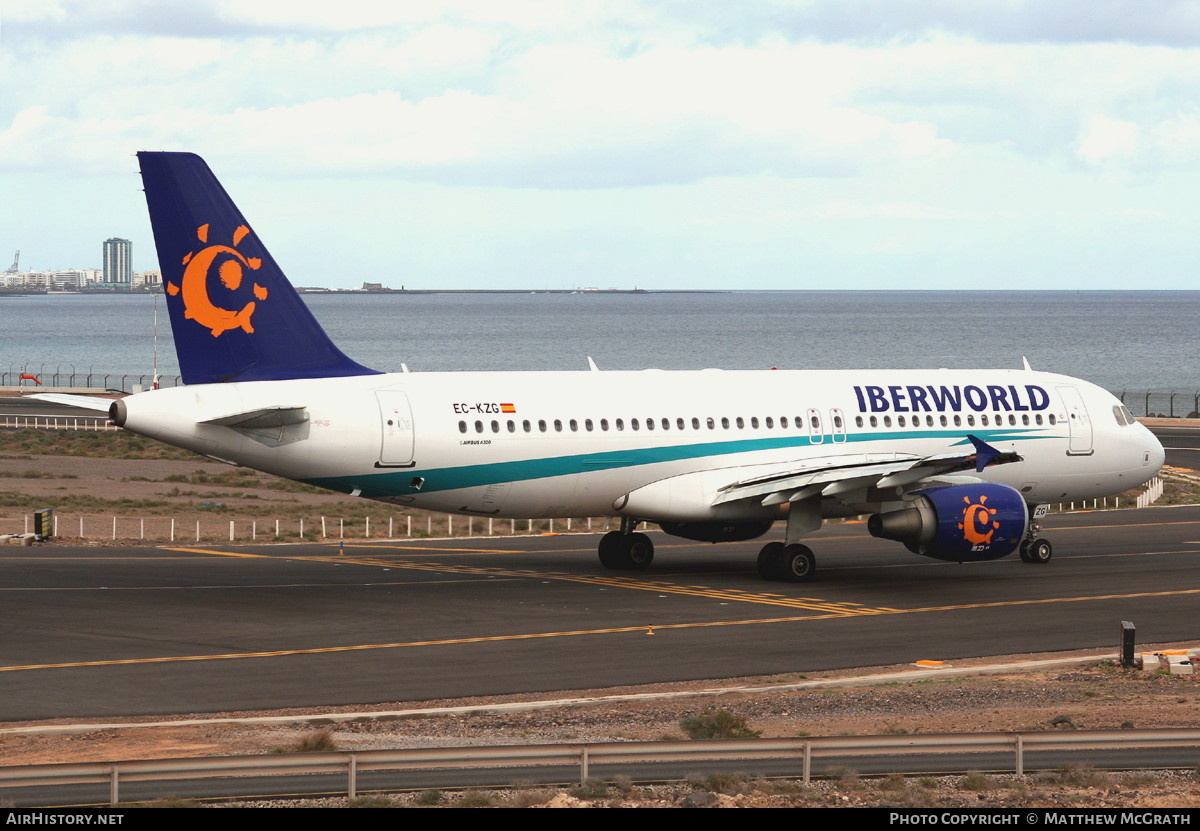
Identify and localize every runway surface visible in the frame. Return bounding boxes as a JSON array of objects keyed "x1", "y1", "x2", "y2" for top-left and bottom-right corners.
[{"x1": 3, "y1": 504, "x2": 1197, "y2": 721}]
